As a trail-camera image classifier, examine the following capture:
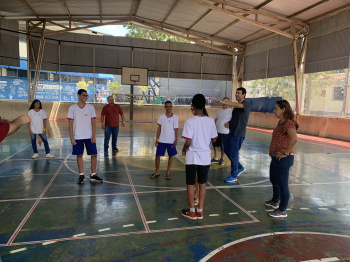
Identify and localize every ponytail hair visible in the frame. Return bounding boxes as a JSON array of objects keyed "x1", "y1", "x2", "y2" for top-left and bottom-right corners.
[{"x1": 192, "y1": 94, "x2": 209, "y2": 117}]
